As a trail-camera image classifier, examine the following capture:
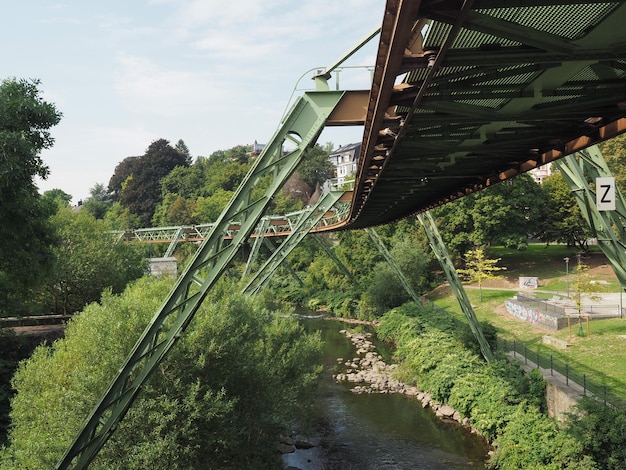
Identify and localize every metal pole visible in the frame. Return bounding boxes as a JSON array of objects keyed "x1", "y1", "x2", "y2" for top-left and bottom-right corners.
[{"x1": 564, "y1": 257, "x2": 570, "y2": 298}]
